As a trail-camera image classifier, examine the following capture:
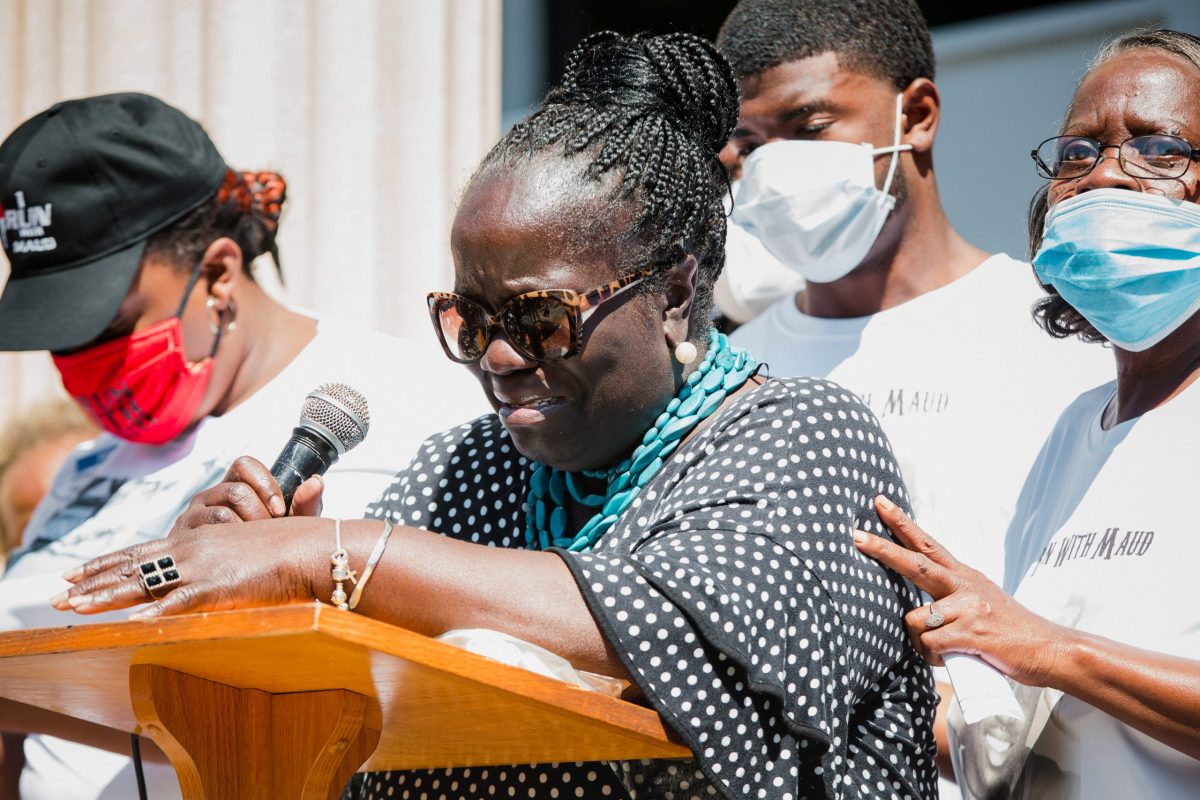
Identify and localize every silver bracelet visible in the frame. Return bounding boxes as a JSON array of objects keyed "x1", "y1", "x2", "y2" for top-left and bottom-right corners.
[
  {"x1": 329, "y1": 518, "x2": 357, "y2": 610},
  {"x1": 348, "y1": 521, "x2": 394, "y2": 611}
]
